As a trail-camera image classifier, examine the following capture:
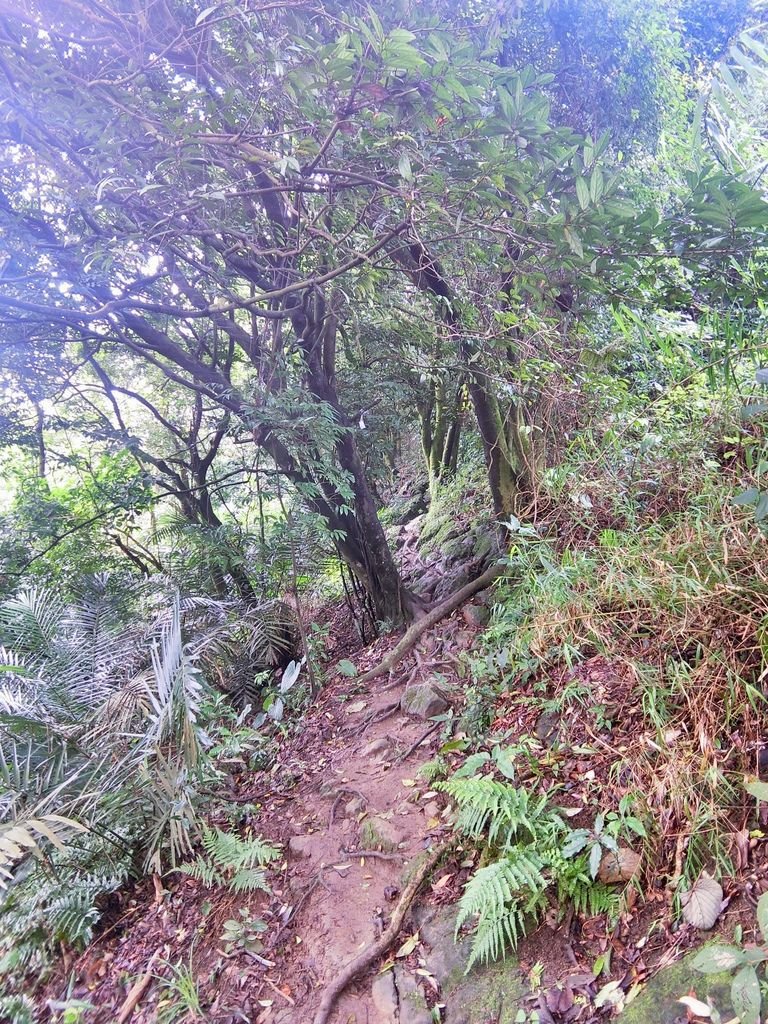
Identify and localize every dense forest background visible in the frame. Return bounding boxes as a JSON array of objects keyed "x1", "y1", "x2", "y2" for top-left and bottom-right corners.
[{"x1": 2, "y1": 1, "x2": 768, "y2": 1022}]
